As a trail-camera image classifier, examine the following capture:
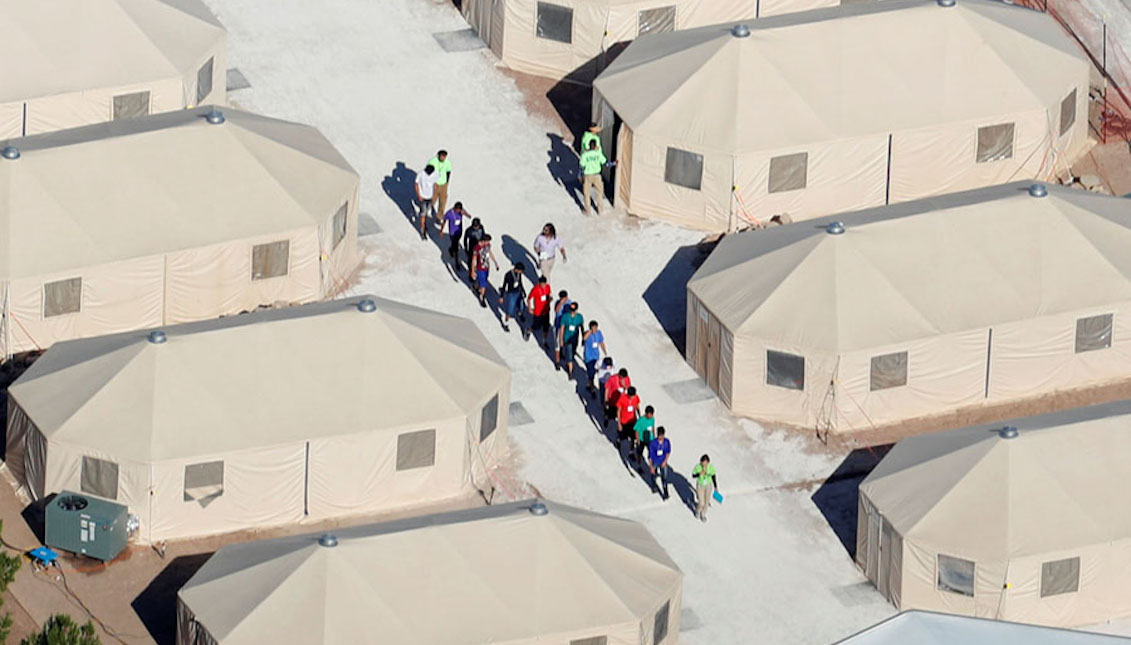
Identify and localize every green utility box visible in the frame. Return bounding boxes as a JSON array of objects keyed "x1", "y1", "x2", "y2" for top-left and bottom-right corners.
[{"x1": 45, "y1": 491, "x2": 128, "y2": 561}]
